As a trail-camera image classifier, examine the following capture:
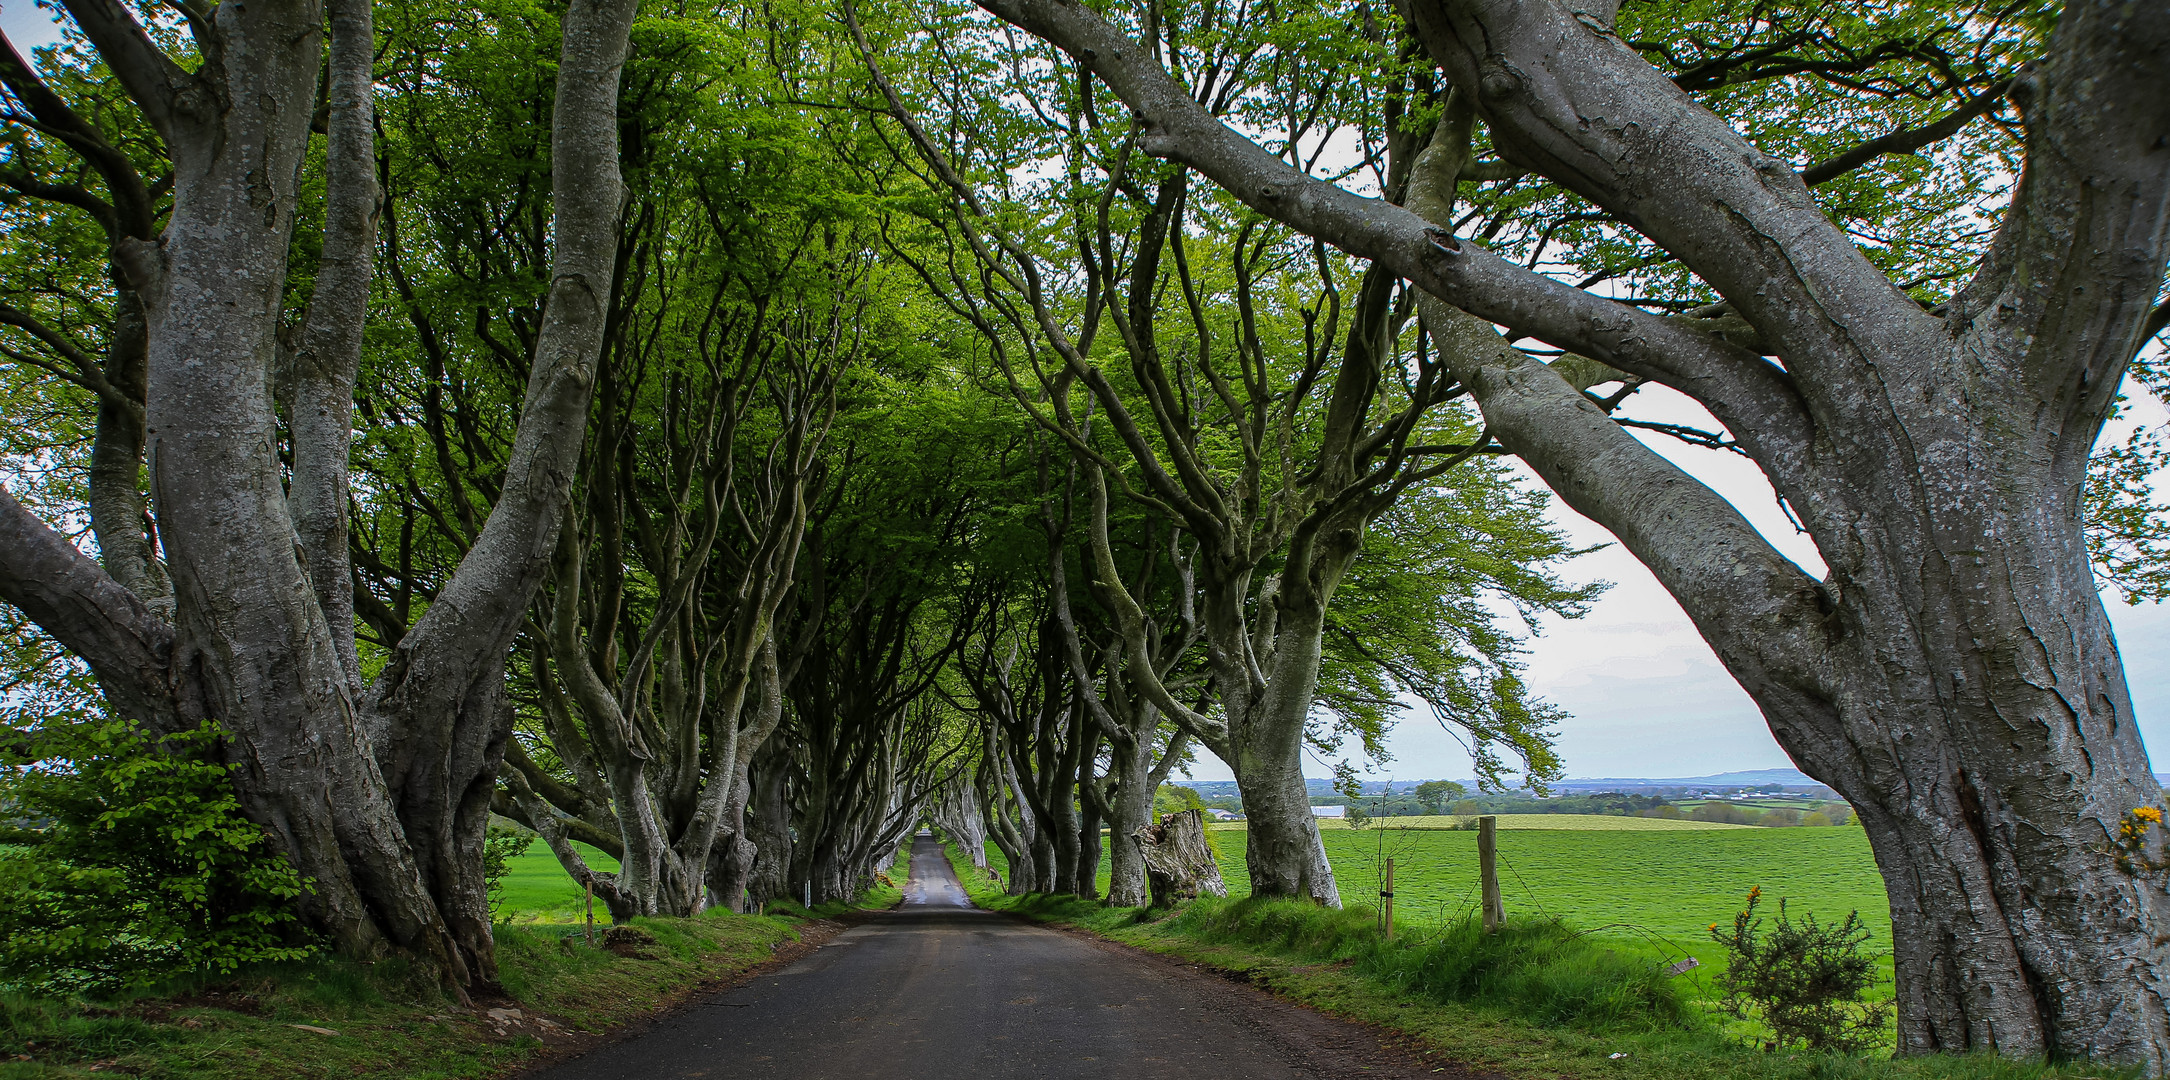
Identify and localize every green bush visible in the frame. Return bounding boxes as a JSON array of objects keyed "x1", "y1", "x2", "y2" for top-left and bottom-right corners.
[
  {"x1": 1710, "y1": 886, "x2": 1892, "y2": 1052},
  {"x1": 1691, "y1": 802, "x2": 1763, "y2": 825},
  {"x1": 1803, "y1": 804, "x2": 1855, "y2": 827},
  {"x1": 1153, "y1": 785, "x2": 1207, "y2": 817},
  {"x1": 0, "y1": 717, "x2": 315, "y2": 993}
]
